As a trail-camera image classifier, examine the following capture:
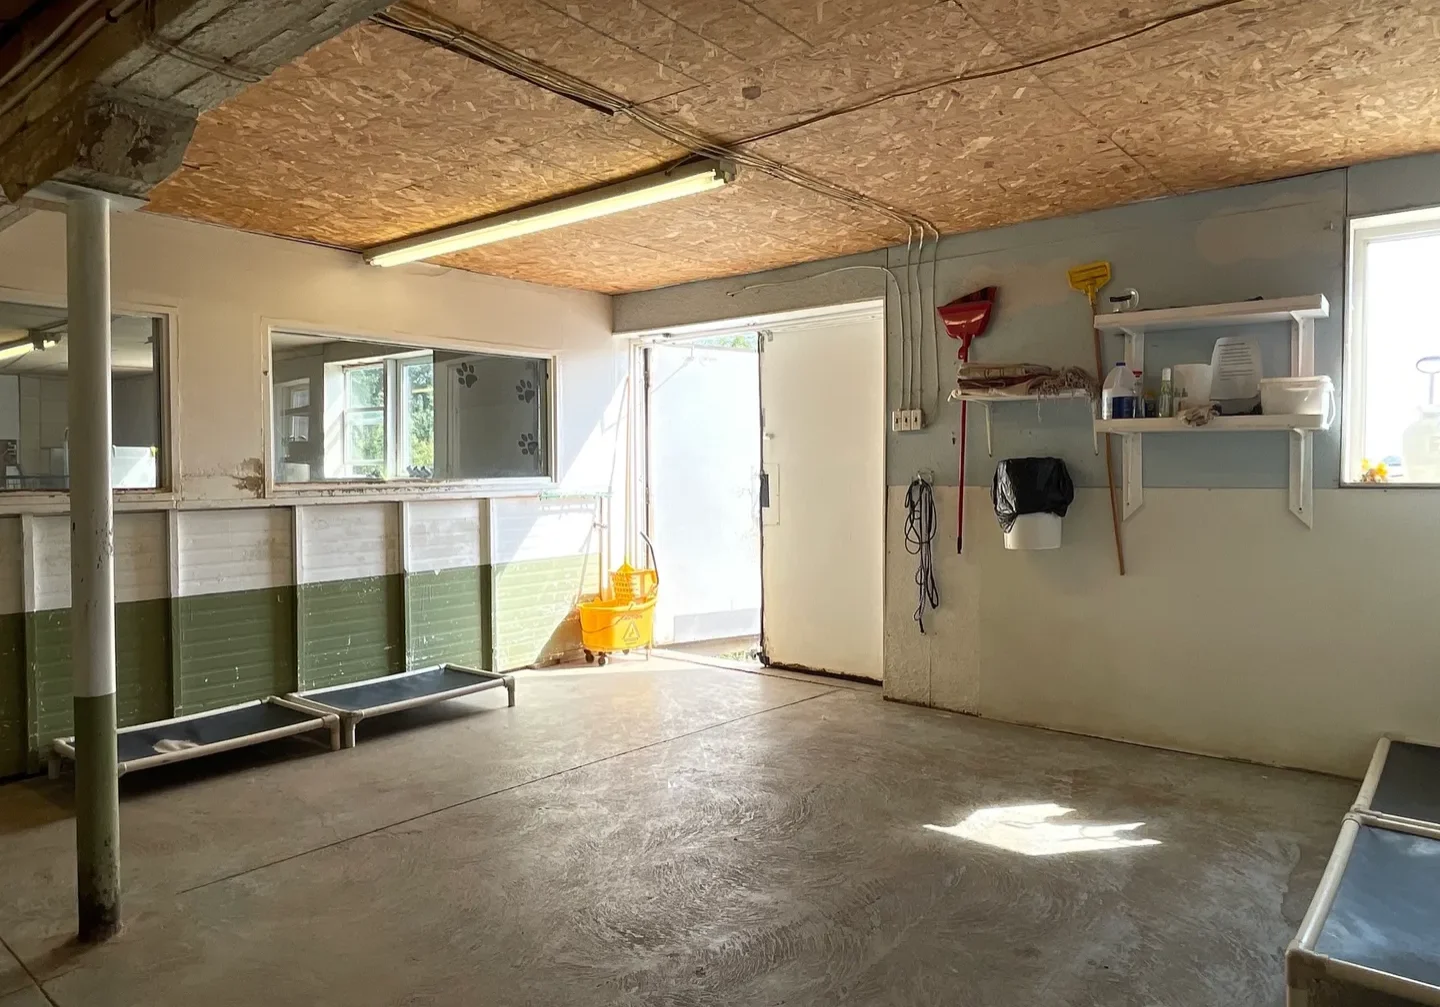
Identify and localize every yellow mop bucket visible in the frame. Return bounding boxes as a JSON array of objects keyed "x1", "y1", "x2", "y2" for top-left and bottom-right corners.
[
  {"x1": 579, "y1": 597, "x2": 656, "y2": 664},
  {"x1": 580, "y1": 548, "x2": 659, "y2": 665}
]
